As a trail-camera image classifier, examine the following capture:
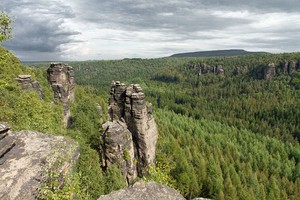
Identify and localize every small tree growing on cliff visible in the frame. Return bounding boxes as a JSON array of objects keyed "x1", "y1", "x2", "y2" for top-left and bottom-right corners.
[{"x1": 0, "y1": 12, "x2": 13, "y2": 43}]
